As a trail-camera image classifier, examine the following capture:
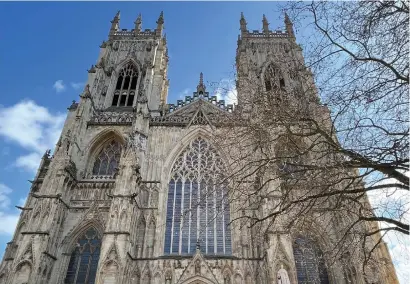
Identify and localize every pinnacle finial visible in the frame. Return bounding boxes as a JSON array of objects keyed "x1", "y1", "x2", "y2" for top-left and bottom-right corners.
[
  {"x1": 262, "y1": 14, "x2": 269, "y2": 34},
  {"x1": 284, "y1": 12, "x2": 291, "y2": 24},
  {"x1": 196, "y1": 239, "x2": 200, "y2": 251},
  {"x1": 284, "y1": 12, "x2": 295, "y2": 38},
  {"x1": 240, "y1": 12, "x2": 247, "y2": 33},
  {"x1": 197, "y1": 72, "x2": 206, "y2": 93},
  {"x1": 109, "y1": 11, "x2": 121, "y2": 36},
  {"x1": 157, "y1": 11, "x2": 164, "y2": 24},
  {"x1": 113, "y1": 10, "x2": 120, "y2": 21},
  {"x1": 134, "y1": 13, "x2": 142, "y2": 33}
]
